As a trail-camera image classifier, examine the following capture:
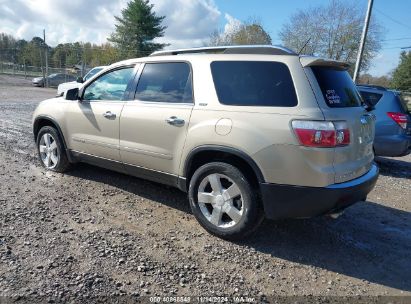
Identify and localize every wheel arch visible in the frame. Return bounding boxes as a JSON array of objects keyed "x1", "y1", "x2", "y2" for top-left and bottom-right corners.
[
  {"x1": 181, "y1": 145, "x2": 265, "y2": 192},
  {"x1": 33, "y1": 116, "x2": 72, "y2": 162}
]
